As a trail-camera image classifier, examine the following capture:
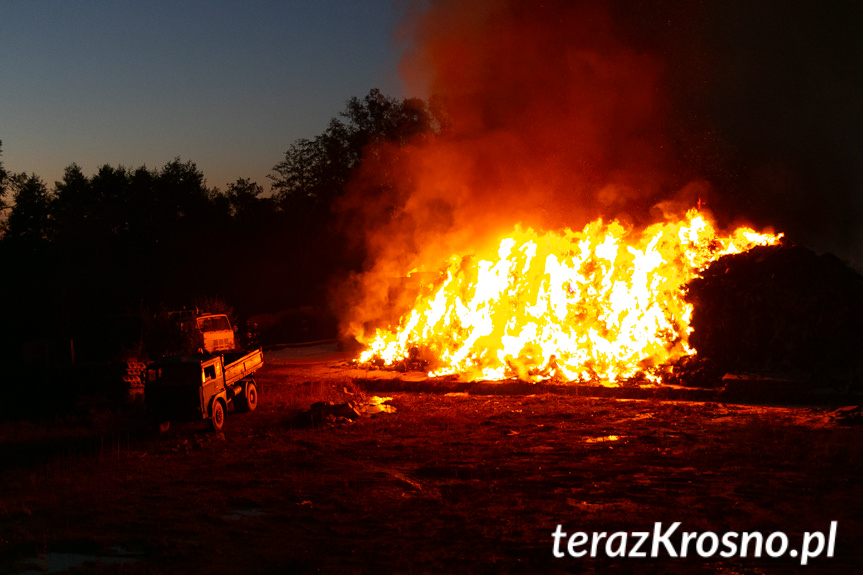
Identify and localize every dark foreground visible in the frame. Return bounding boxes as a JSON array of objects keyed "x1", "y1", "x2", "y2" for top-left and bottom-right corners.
[{"x1": 0, "y1": 362, "x2": 860, "y2": 574}]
